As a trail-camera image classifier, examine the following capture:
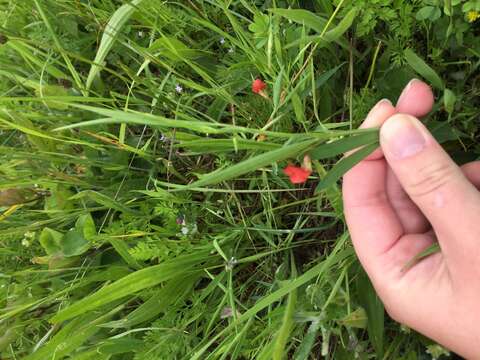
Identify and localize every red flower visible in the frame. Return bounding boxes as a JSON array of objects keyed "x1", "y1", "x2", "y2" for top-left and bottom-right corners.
[
  {"x1": 283, "y1": 165, "x2": 312, "y2": 184},
  {"x1": 283, "y1": 155, "x2": 312, "y2": 184},
  {"x1": 252, "y1": 78, "x2": 266, "y2": 94}
]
